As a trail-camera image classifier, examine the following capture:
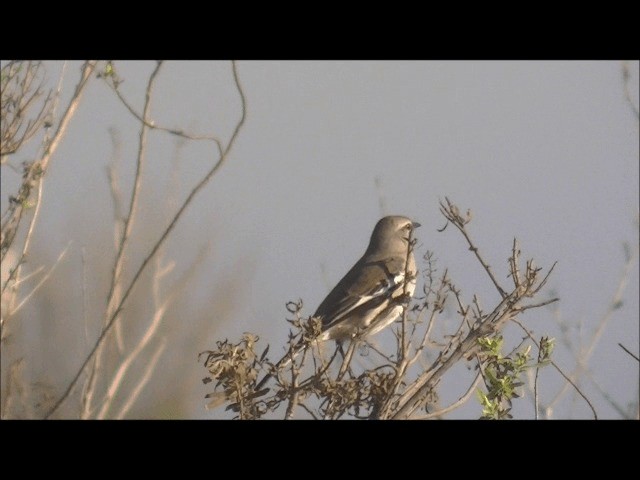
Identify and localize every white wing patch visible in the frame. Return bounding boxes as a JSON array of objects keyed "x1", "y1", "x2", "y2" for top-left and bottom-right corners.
[
  {"x1": 321, "y1": 267, "x2": 414, "y2": 338},
  {"x1": 368, "y1": 272, "x2": 404, "y2": 297}
]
